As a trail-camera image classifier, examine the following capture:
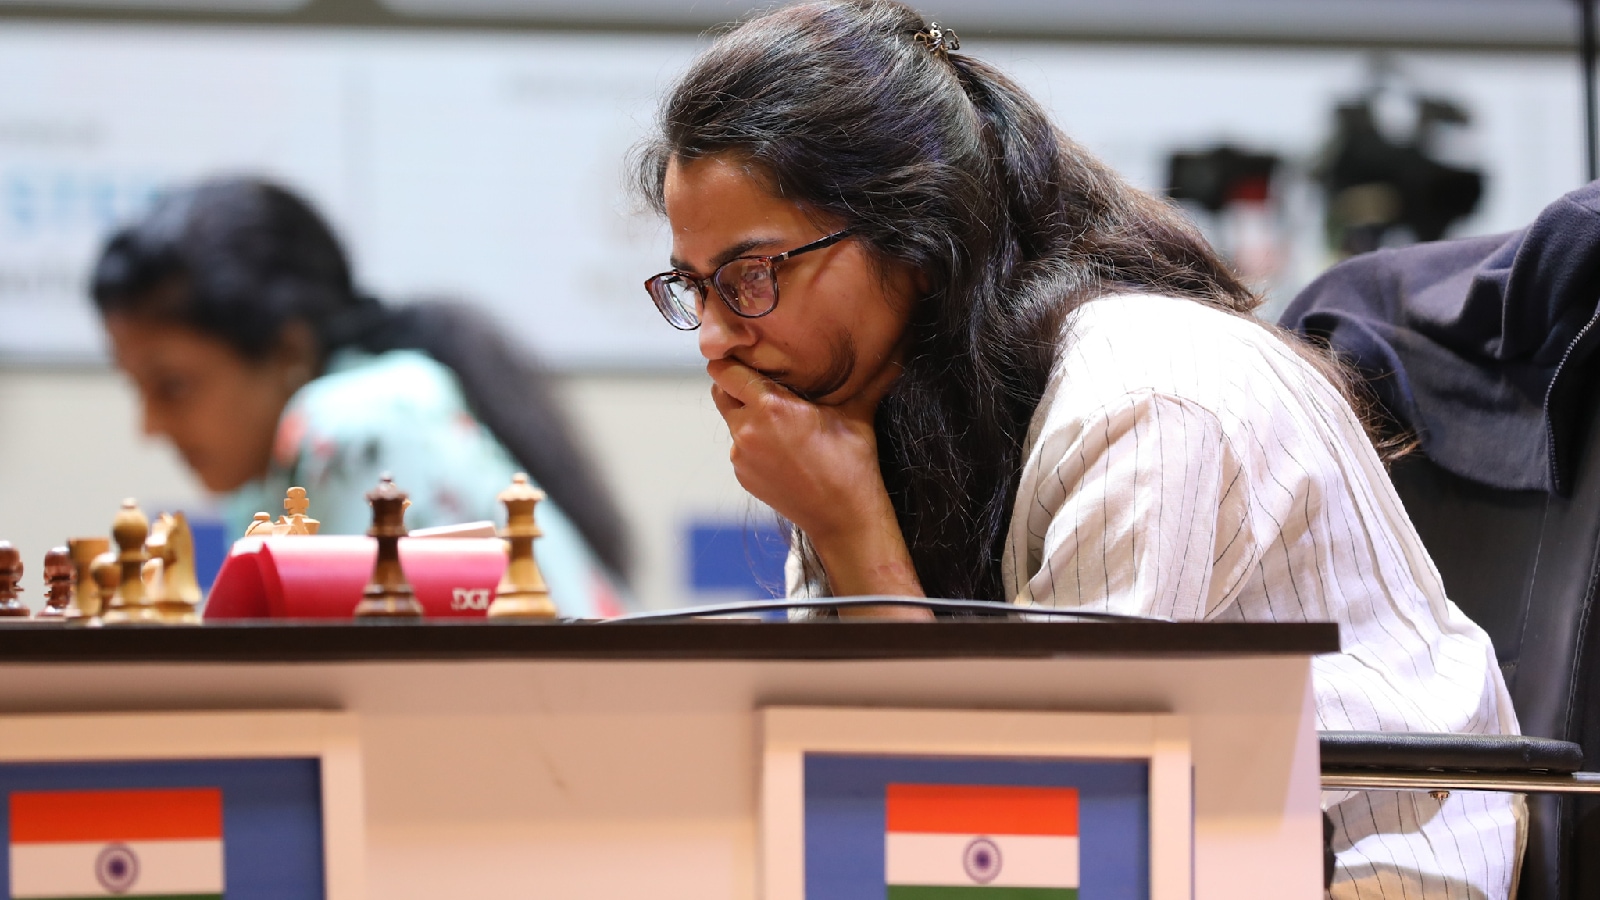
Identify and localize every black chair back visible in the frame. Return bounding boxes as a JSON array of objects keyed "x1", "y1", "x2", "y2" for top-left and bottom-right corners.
[{"x1": 1388, "y1": 402, "x2": 1600, "y2": 900}]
